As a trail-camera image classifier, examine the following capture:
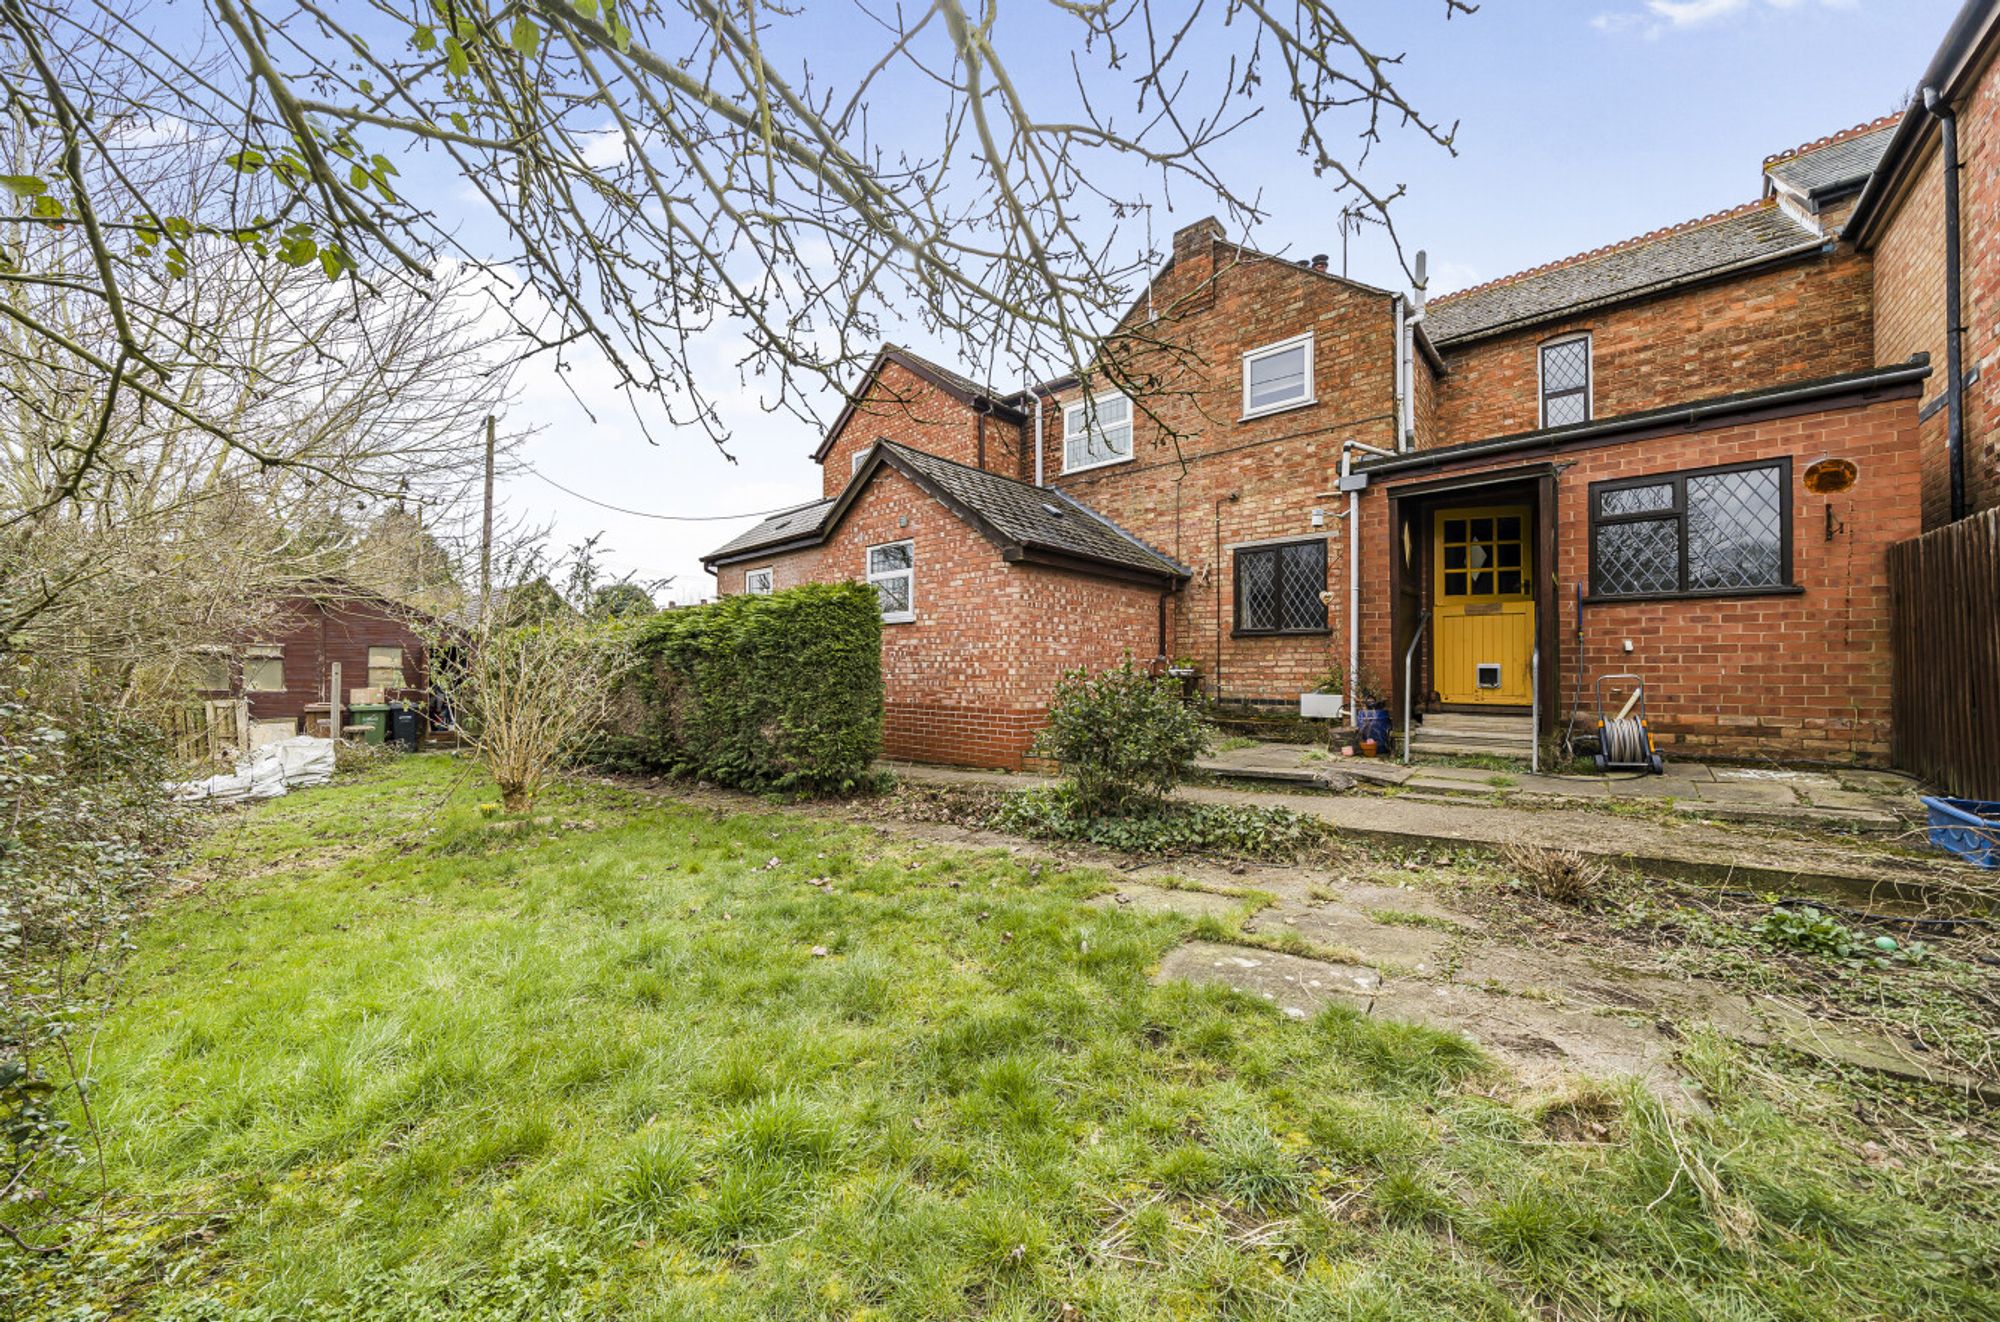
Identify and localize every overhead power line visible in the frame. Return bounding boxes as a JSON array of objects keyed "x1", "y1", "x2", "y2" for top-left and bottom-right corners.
[{"x1": 523, "y1": 466, "x2": 810, "y2": 522}]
